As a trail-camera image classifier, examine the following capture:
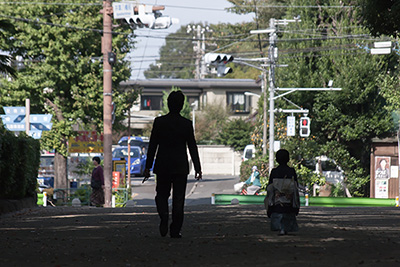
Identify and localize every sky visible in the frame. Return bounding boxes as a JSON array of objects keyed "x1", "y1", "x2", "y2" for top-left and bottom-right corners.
[{"x1": 128, "y1": 0, "x2": 255, "y2": 79}]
